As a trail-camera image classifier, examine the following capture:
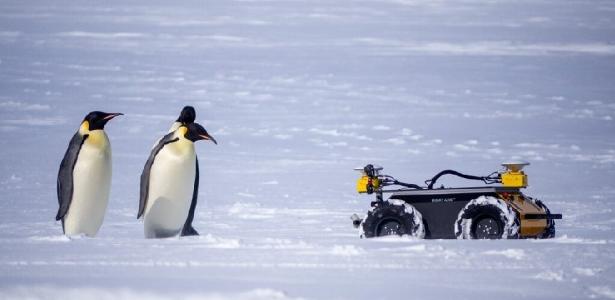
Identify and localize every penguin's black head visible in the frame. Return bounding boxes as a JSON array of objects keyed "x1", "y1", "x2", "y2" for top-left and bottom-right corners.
[
  {"x1": 83, "y1": 111, "x2": 123, "y2": 130},
  {"x1": 184, "y1": 122, "x2": 217, "y2": 144},
  {"x1": 176, "y1": 106, "x2": 196, "y2": 124}
]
